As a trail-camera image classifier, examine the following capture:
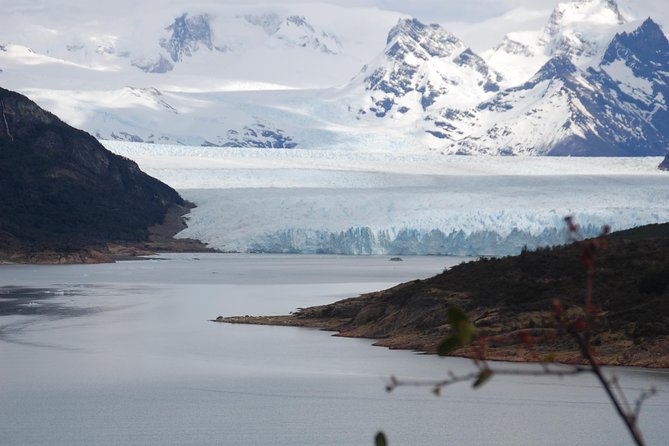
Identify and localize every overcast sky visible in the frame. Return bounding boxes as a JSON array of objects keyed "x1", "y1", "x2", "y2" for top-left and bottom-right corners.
[
  {"x1": 221, "y1": 0, "x2": 668, "y2": 50},
  {"x1": 222, "y1": 0, "x2": 665, "y2": 23},
  {"x1": 336, "y1": 0, "x2": 558, "y2": 22},
  {"x1": 5, "y1": 0, "x2": 666, "y2": 52}
]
